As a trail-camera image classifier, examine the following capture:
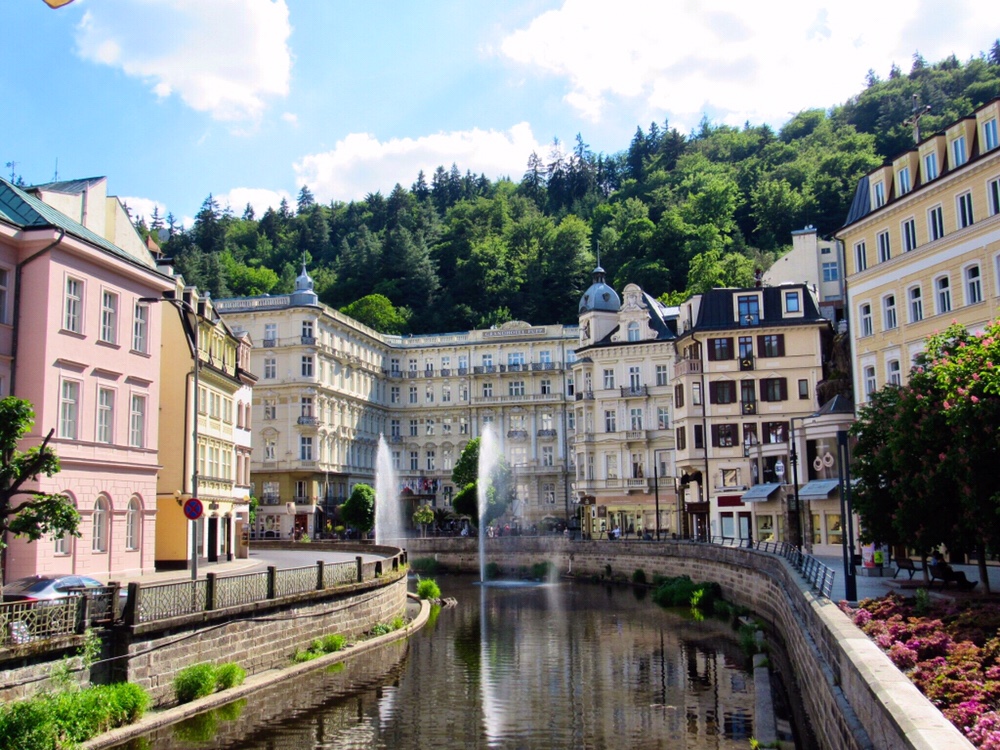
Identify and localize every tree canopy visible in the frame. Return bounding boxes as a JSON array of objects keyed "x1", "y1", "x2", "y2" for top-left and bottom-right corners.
[{"x1": 340, "y1": 483, "x2": 375, "y2": 534}]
